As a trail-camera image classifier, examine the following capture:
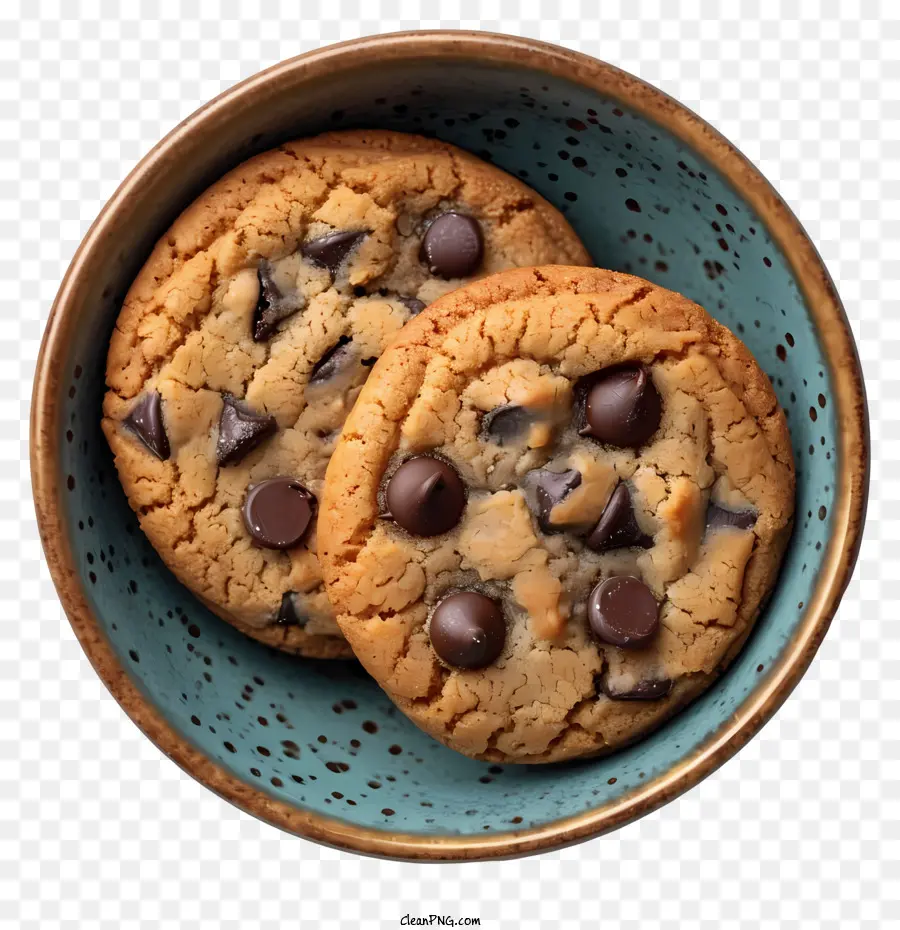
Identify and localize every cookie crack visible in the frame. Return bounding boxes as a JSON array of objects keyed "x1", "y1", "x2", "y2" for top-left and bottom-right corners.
[{"x1": 445, "y1": 153, "x2": 466, "y2": 204}]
